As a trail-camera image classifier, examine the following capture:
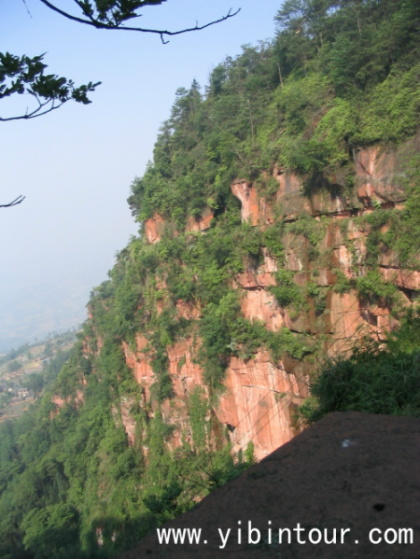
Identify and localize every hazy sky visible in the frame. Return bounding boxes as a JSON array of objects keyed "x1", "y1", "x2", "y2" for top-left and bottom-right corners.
[{"x1": 0, "y1": 0, "x2": 280, "y2": 350}]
